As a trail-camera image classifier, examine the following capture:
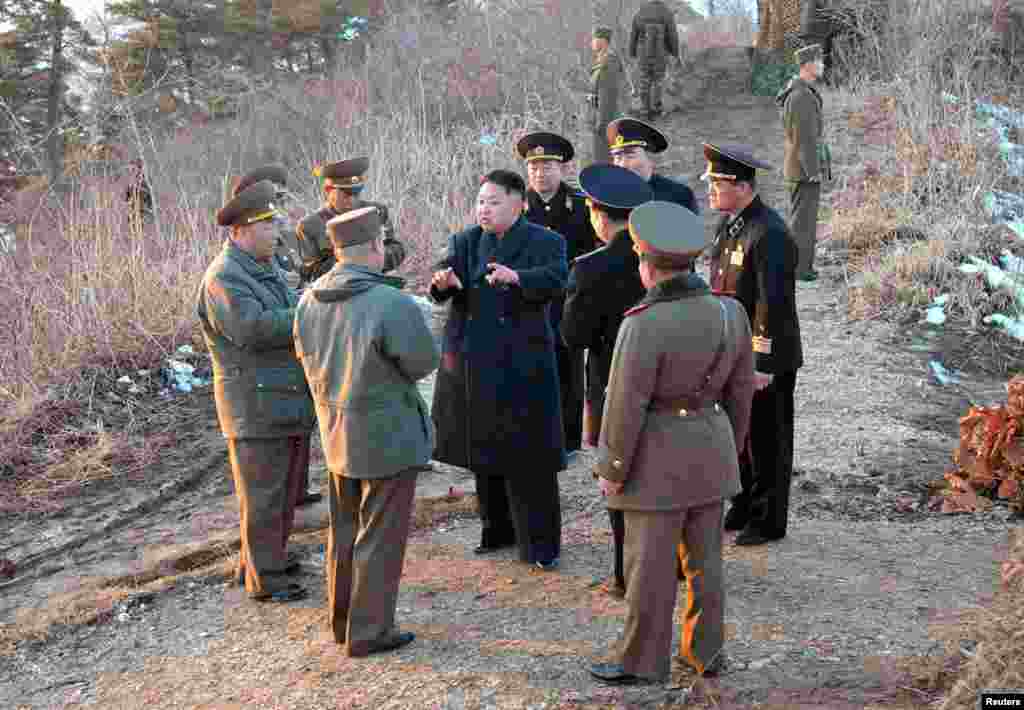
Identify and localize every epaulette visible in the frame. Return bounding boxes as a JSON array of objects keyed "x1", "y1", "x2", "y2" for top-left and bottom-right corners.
[{"x1": 623, "y1": 303, "x2": 652, "y2": 317}]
